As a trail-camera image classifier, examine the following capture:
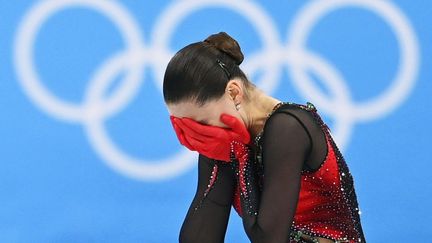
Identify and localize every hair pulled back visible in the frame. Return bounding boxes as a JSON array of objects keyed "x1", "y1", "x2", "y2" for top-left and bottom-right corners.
[{"x1": 163, "y1": 32, "x2": 254, "y2": 106}]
